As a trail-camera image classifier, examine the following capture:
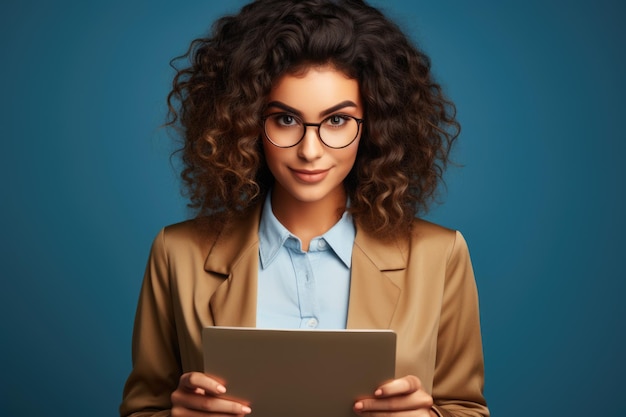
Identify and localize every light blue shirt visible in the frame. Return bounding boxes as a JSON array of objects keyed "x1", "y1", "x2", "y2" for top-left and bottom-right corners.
[{"x1": 256, "y1": 193, "x2": 355, "y2": 329}]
